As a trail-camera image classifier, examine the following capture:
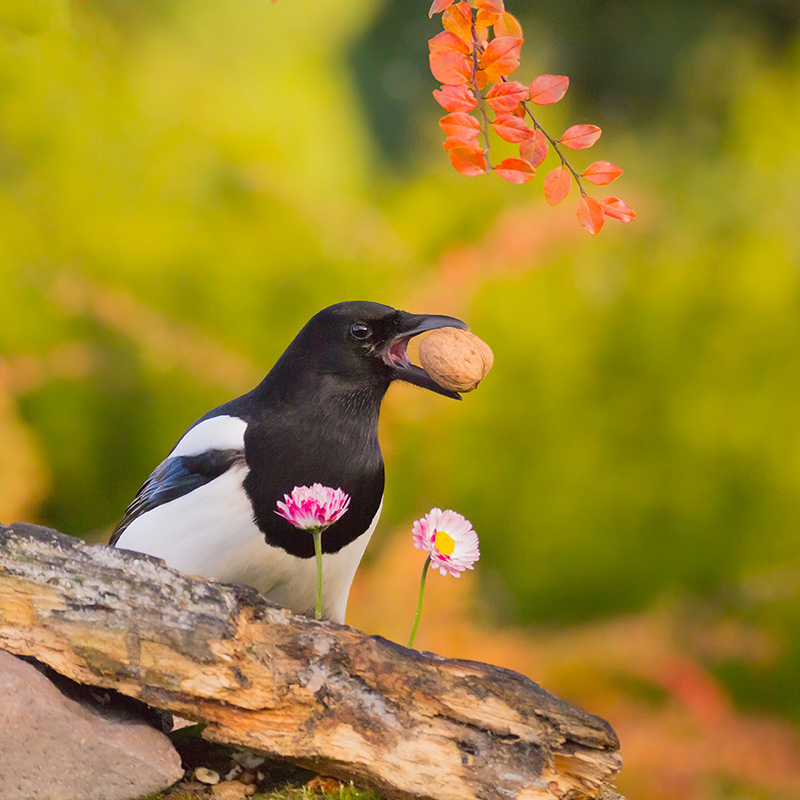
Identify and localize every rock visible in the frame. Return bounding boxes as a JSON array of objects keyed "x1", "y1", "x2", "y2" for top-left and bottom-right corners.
[{"x1": 0, "y1": 650, "x2": 184, "y2": 800}]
